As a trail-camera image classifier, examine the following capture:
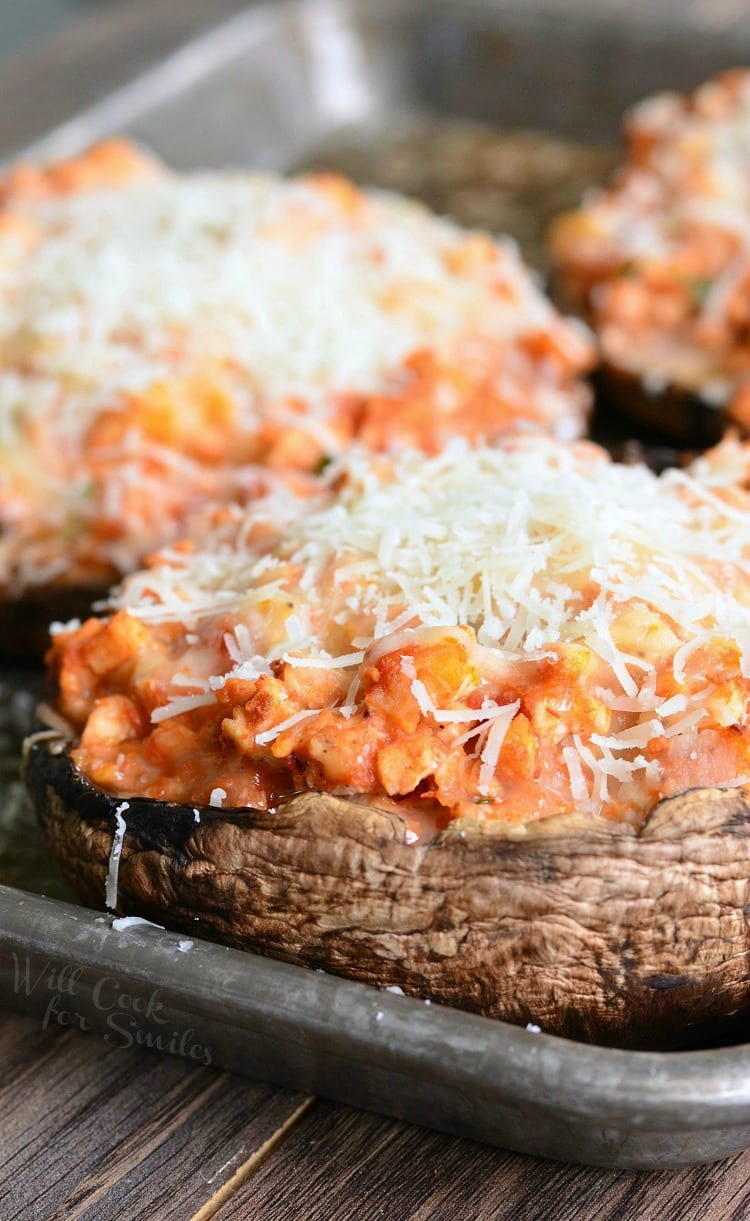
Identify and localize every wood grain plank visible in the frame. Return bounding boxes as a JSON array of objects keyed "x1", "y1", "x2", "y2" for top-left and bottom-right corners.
[
  {"x1": 192, "y1": 1097, "x2": 316, "y2": 1221},
  {"x1": 214, "y1": 1101, "x2": 750, "y2": 1221},
  {"x1": 0, "y1": 1008, "x2": 310, "y2": 1221}
]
